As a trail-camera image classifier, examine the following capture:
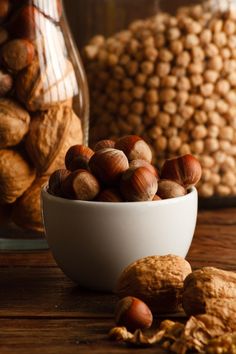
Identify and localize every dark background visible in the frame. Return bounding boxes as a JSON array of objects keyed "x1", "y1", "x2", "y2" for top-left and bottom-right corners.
[{"x1": 64, "y1": 0, "x2": 199, "y2": 48}]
